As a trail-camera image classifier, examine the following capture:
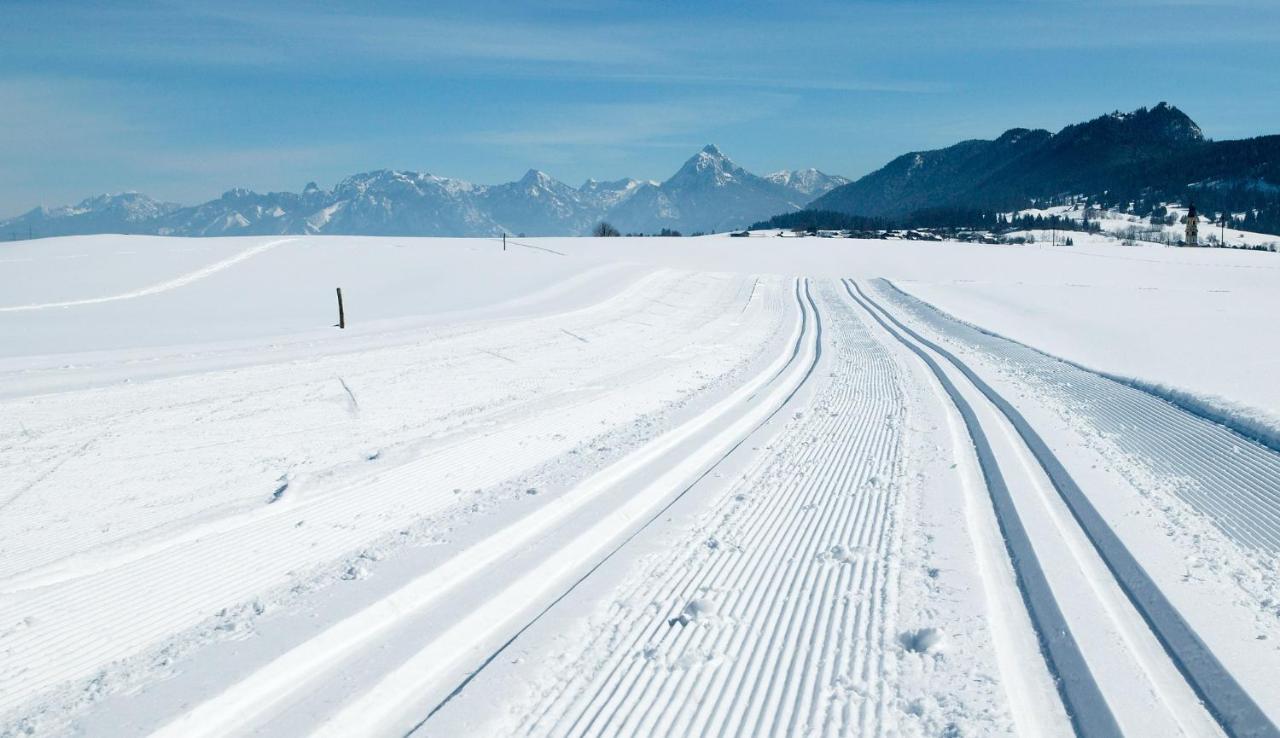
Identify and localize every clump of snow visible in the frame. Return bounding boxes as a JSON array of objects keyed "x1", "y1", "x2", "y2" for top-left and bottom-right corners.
[
  {"x1": 898, "y1": 627, "x2": 947, "y2": 654},
  {"x1": 668, "y1": 597, "x2": 716, "y2": 627},
  {"x1": 819, "y1": 543, "x2": 866, "y2": 564}
]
